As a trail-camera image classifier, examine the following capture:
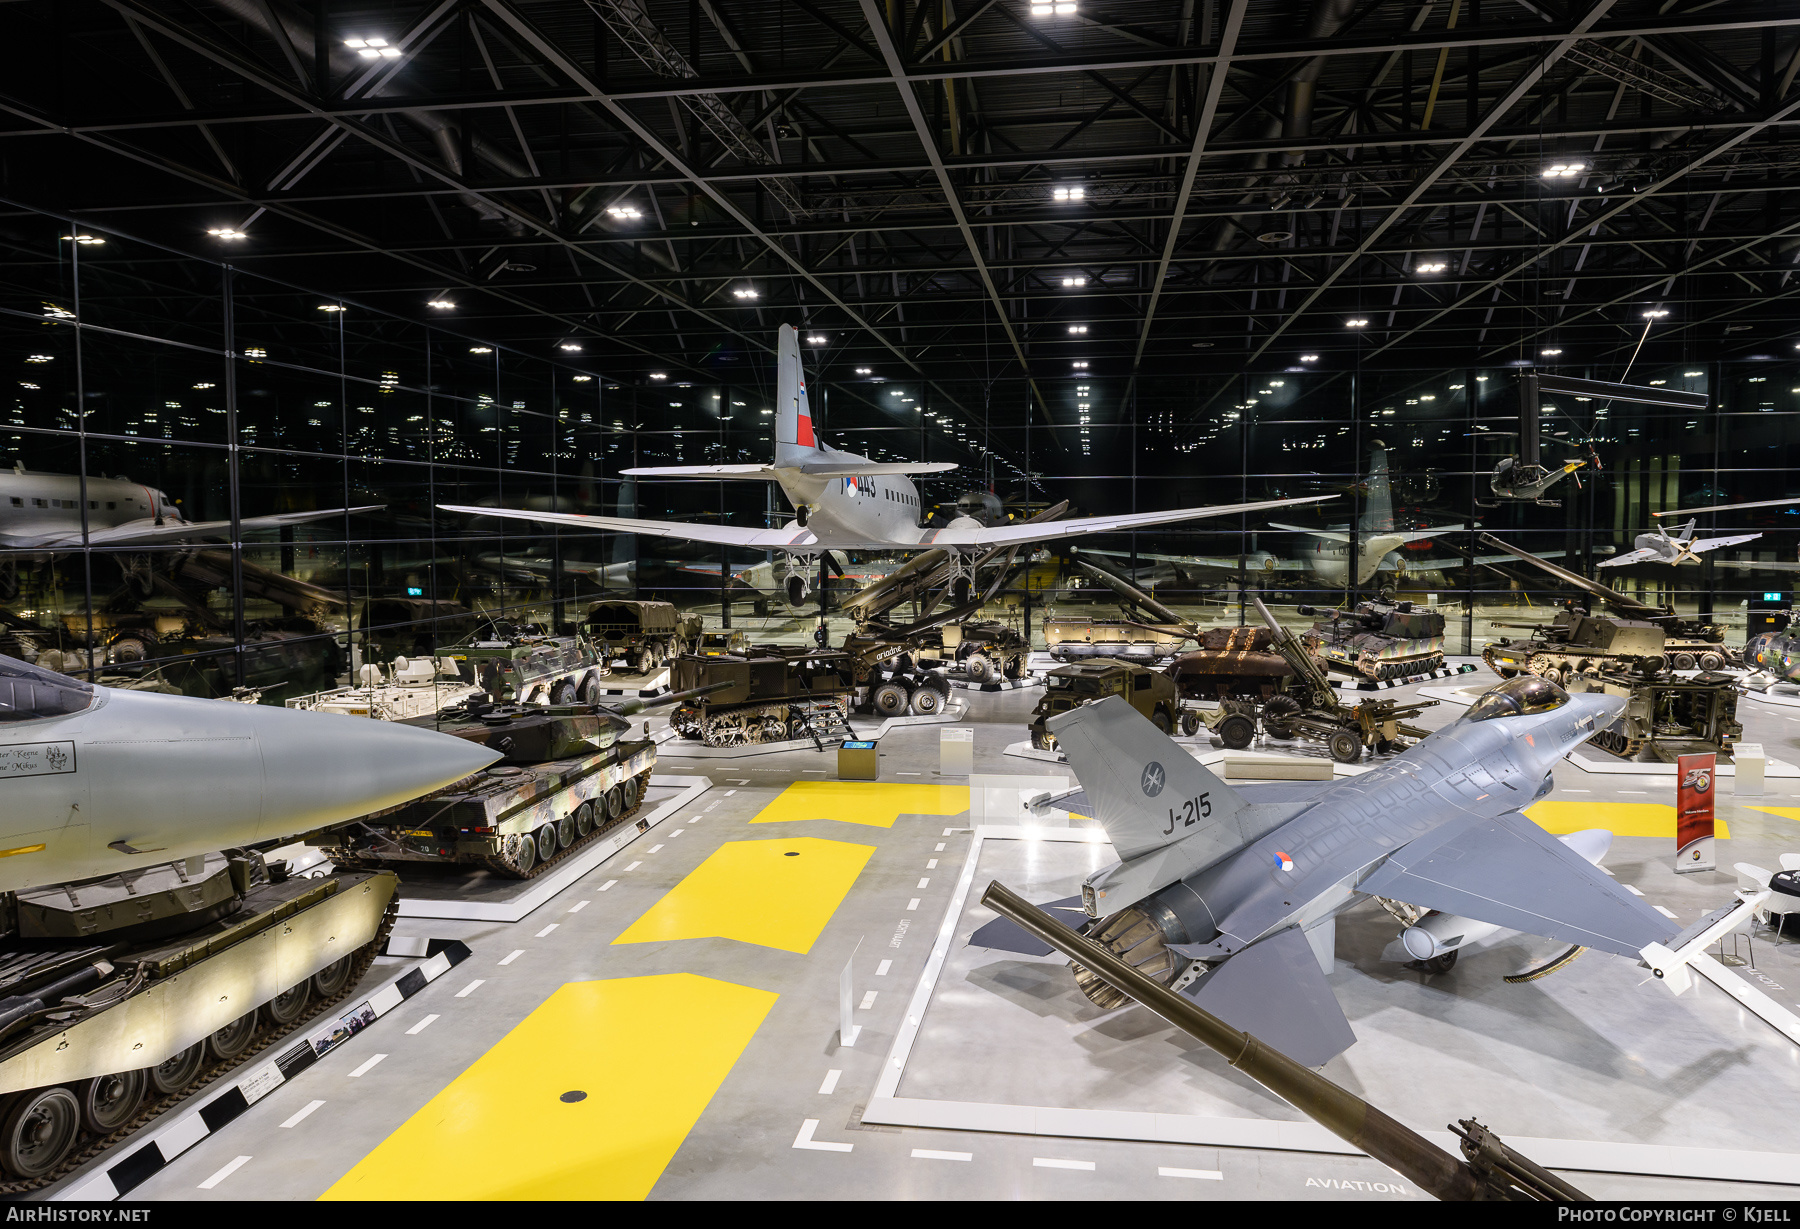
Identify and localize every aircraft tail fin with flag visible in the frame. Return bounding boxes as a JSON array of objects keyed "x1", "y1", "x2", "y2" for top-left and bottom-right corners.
[{"x1": 775, "y1": 322, "x2": 823, "y2": 468}]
